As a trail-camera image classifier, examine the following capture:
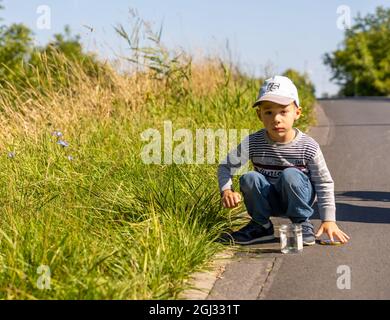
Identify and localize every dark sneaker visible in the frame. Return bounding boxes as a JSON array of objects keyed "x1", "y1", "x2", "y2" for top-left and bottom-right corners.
[
  {"x1": 300, "y1": 220, "x2": 316, "y2": 246},
  {"x1": 229, "y1": 220, "x2": 275, "y2": 245}
]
